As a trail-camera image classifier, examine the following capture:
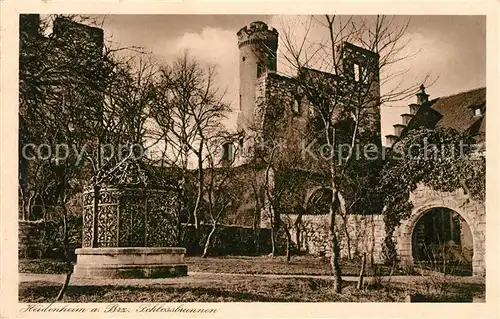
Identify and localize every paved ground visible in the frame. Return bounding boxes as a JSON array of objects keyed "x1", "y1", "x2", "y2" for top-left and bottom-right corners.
[{"x1": 19, "y1": 271, "x2": 483, "y2": 287}]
